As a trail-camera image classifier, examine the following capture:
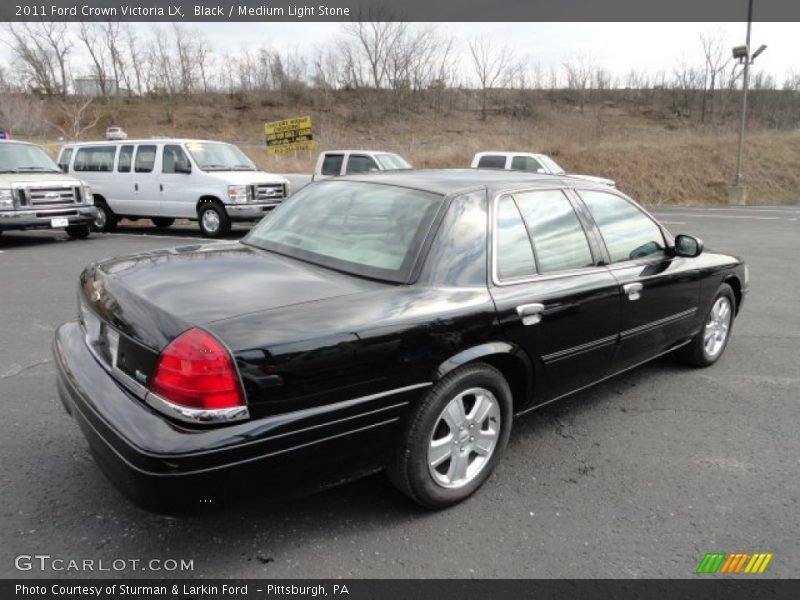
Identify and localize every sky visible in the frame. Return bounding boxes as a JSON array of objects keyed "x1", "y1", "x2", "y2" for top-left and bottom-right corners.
[{"x1": 1, "y1": 21, "x2": 797, "y2": 84}]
